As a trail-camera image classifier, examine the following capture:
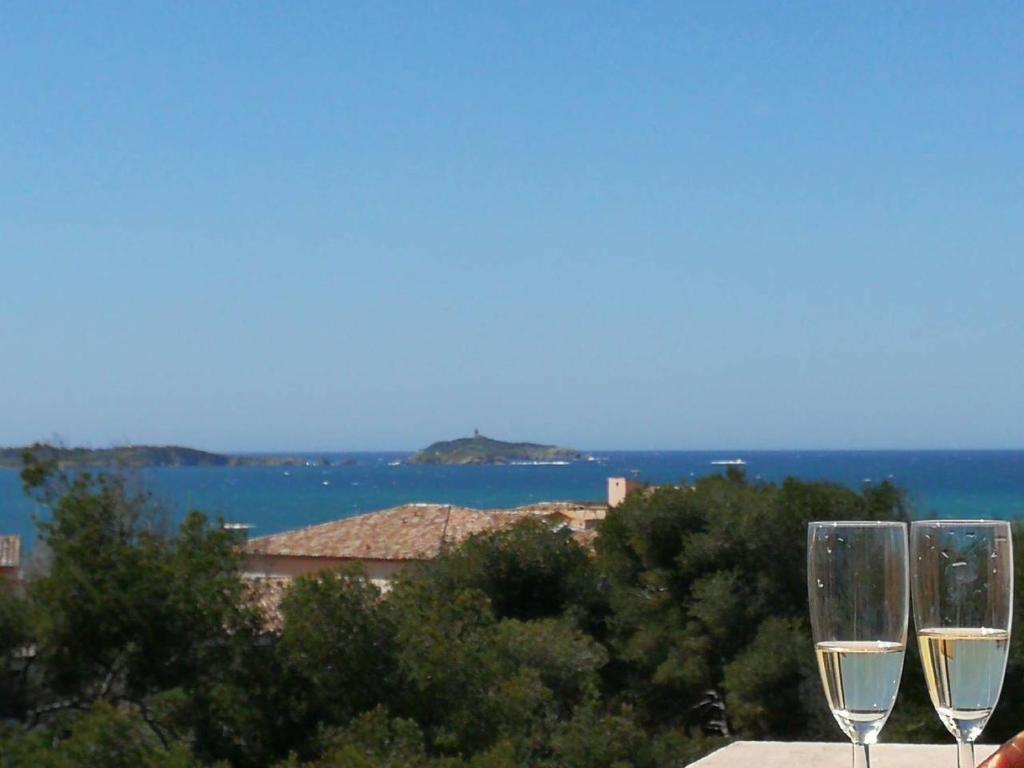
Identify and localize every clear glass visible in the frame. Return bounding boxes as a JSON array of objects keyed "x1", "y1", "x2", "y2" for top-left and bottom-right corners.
[
  {"x1": 911, "y1": 520, "x2": 1013, "y2": 768},
  {"x1": 809, "y1": 521, "x2": 909, "y2": 768}
]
